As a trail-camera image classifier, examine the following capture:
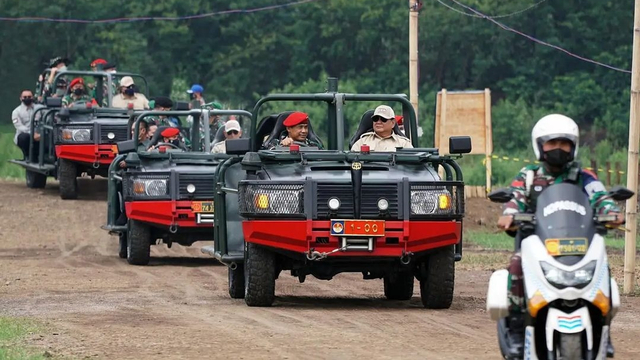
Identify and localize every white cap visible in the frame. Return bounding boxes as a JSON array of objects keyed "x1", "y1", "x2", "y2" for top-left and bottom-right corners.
[
  {"x1": 120, "y1": 76, "x2": 134, "y2": 87},
  {"x1": 224, "y1": 120, "x2": 241, "y2": 133},
  {"x1": 373, "y1": 105, "x2": 395, "y2": 120}
]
